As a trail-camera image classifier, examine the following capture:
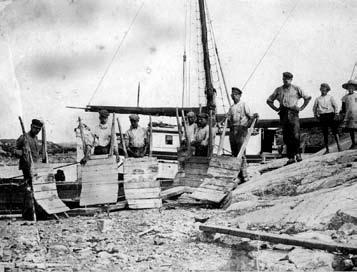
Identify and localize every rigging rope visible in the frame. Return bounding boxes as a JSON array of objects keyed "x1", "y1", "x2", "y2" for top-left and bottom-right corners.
[
  {"x1": 87, "y1": 1, "x2": 145, "y2": 105},
  {"x1": 241, "y1": 0, "x2": 299, "y2": 90}
]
